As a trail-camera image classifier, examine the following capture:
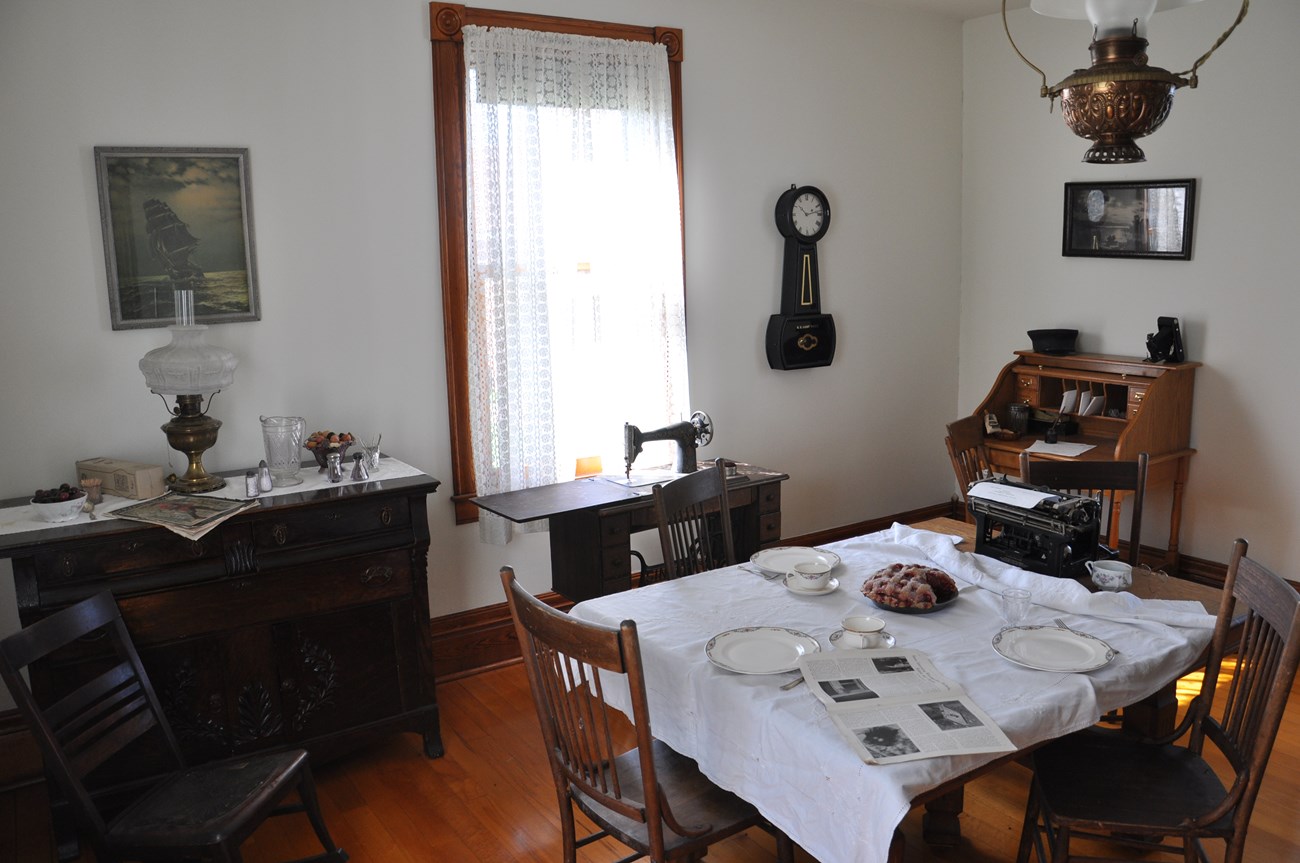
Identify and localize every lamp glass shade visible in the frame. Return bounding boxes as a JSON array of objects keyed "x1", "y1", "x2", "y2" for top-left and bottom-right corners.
[
  {"x1": 139, "y1": 325, "x2": 238, "y2": 395},
  {"x1": 1031, "y1": 0, "x2": 1203, "y2": 36}
]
